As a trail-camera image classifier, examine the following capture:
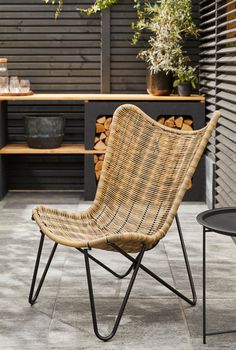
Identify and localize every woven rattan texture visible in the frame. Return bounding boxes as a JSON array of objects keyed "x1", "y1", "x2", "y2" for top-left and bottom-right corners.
[{"x1": 33, "y1": 105, "x2": 220, "y2": 253}]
